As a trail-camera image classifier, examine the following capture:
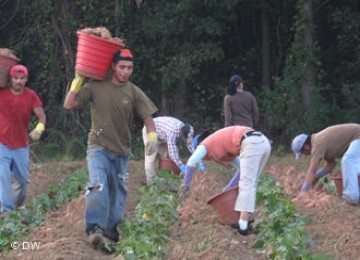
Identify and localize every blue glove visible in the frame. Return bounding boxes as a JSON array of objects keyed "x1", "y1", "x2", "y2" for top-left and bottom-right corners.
[
  {"x1": 301, "y1": 182, "x2": 311, "y2": 192},
  {"x1": 184, "y1": 166, "x2": 196, "y2": 185},
  {"x1": 198, "y1": 162, "x2": 206, "y2": 172},
  {"x1": 179, "y1": 164, "x2": 186, "y2": 174}
]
